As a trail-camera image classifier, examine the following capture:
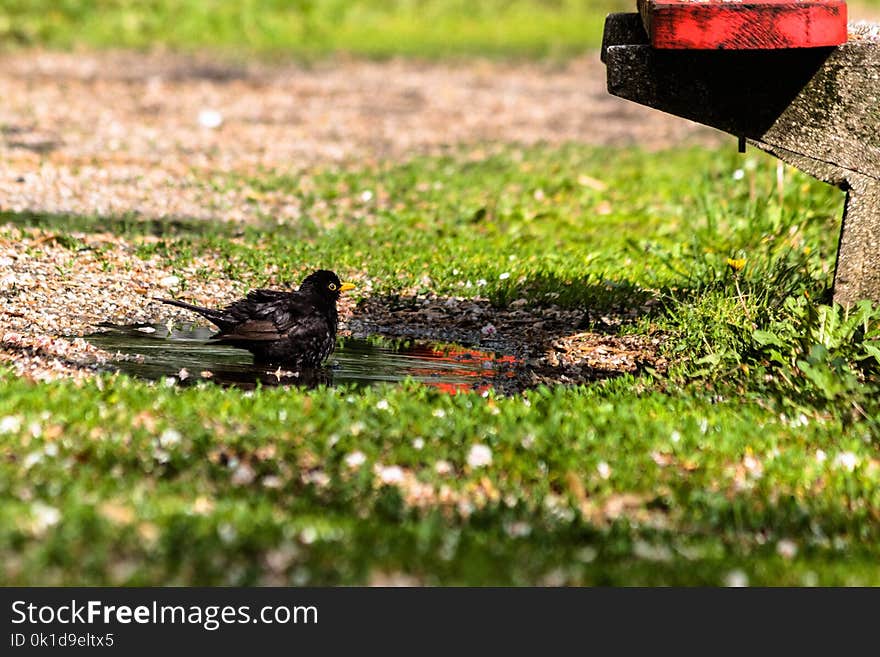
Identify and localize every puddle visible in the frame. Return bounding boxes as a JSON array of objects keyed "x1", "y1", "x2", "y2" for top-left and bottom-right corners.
[{"x1": 86, "y1": 323, "x2": 518, "y2": 392}]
